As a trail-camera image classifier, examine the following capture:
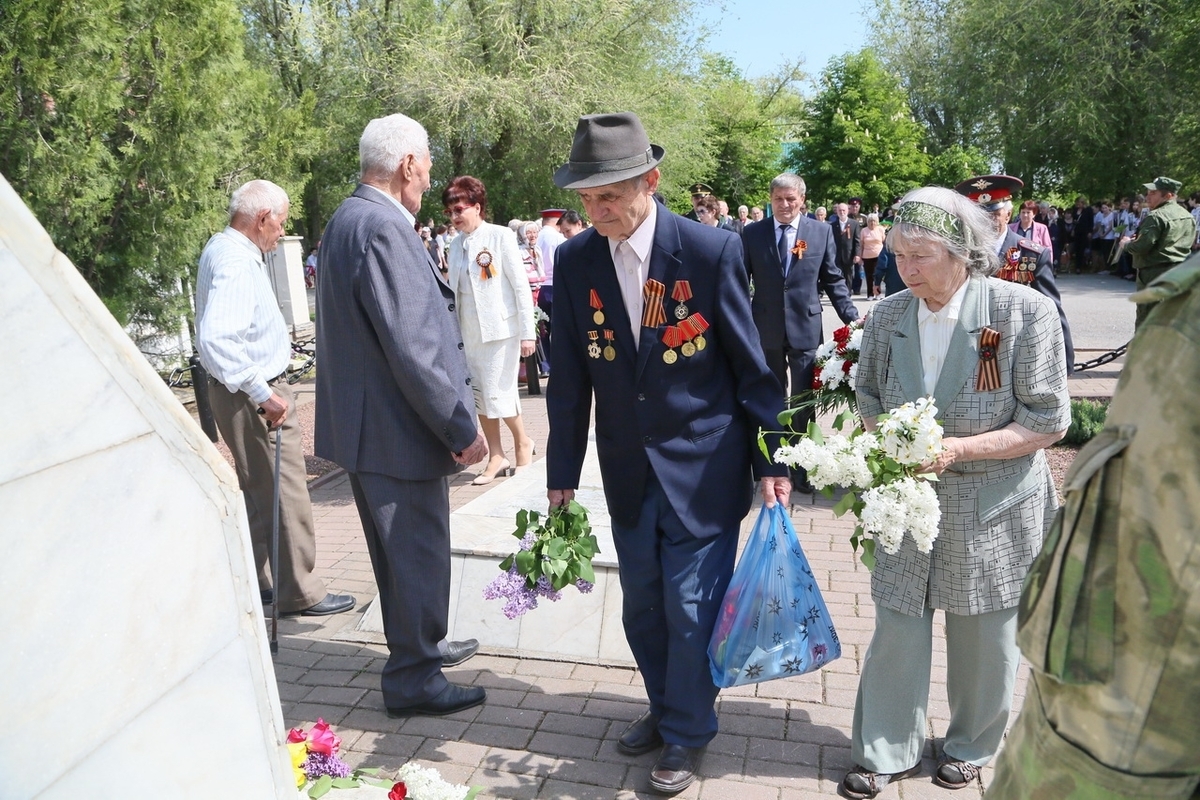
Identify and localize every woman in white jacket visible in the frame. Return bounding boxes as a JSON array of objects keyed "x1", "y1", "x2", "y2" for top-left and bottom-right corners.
[{"x1": 443, "y1": 176, "x2": 537, "y2": 484}]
